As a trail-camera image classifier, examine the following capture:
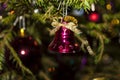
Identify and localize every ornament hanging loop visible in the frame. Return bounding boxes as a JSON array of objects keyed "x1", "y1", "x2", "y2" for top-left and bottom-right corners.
[
  {"x1": 19, "y1": 16, "x2": 25, "y2": 30},
  {"x1": 62, "y1": 1, "x2": 68, "y2": 17},
  {"x1": 57, "y1": 1, "x2": 68, "y2": 17}
]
